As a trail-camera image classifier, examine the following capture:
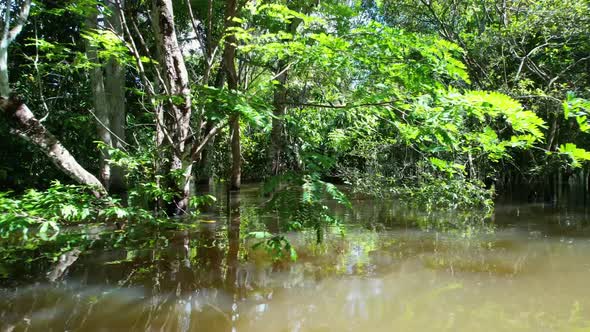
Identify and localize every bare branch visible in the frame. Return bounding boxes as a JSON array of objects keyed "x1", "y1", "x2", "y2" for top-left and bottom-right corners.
[
  {"x1": 190, "y1": 121, "x2": 228, "y2": 162},
  {"x1": 548, "y1": 55, "x2": 590, "y2": 88},
  {"x1": 514, "y1": 42, "x2": 551, "y2": 82},
  {"x1": 87, "y1": 109, "x2": 130, "y2": 150},
  {"x1": 288, "y1": 100, "x2": 397, "y2": 109}
]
